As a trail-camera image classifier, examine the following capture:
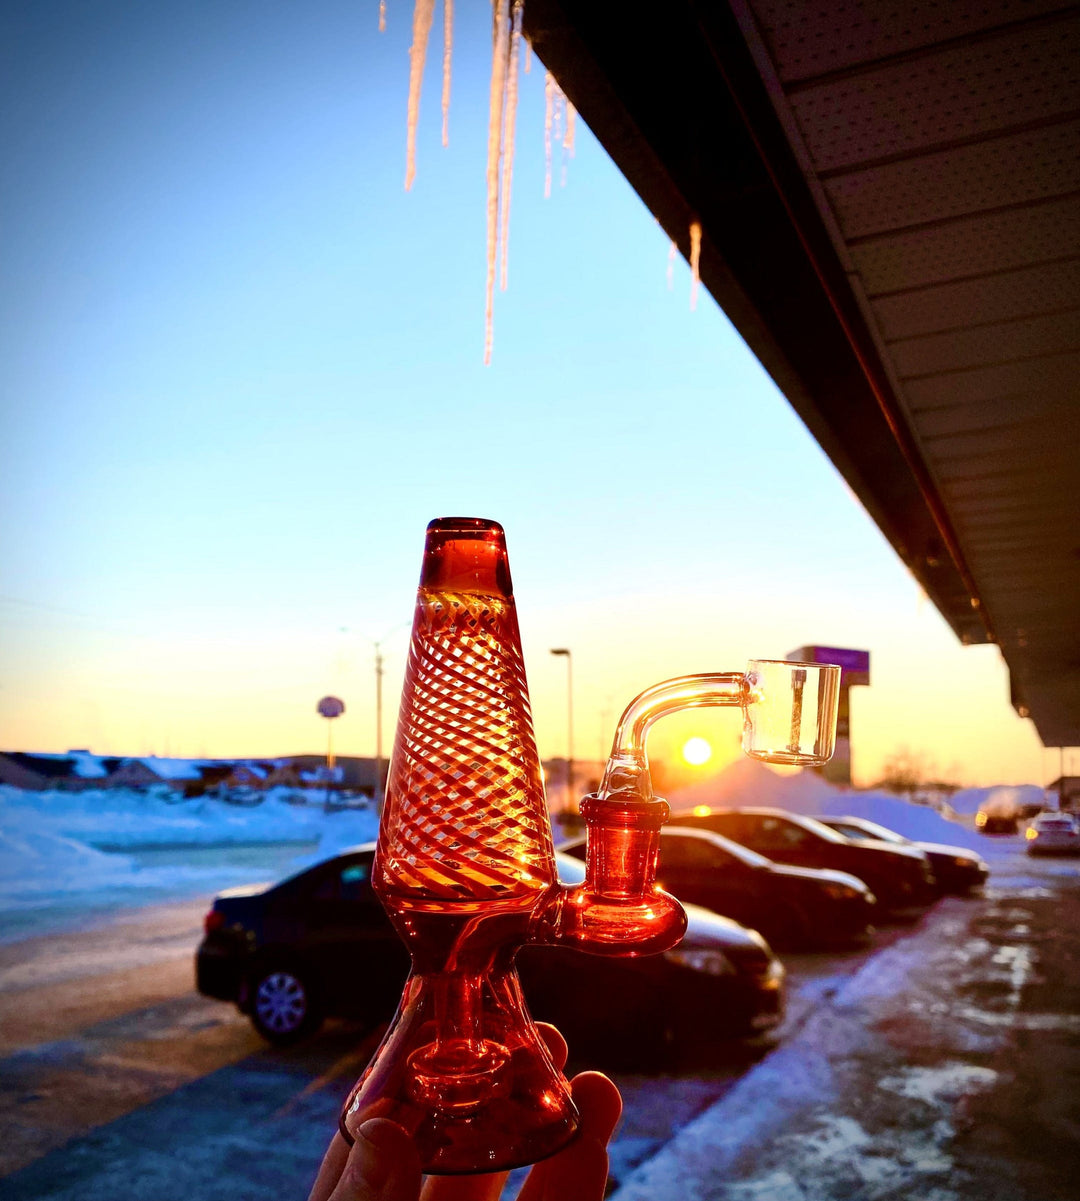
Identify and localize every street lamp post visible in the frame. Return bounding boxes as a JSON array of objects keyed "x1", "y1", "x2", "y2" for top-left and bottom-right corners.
[
  {"x1": 374, "y1": 639, "x2": 385, "y2": 815},
  {"x1": 371, "y1": 622, "x2": 410, "y2": 817},
  {"x1": 550, "y1": 648, "x2": 574, "y2": 819}
]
